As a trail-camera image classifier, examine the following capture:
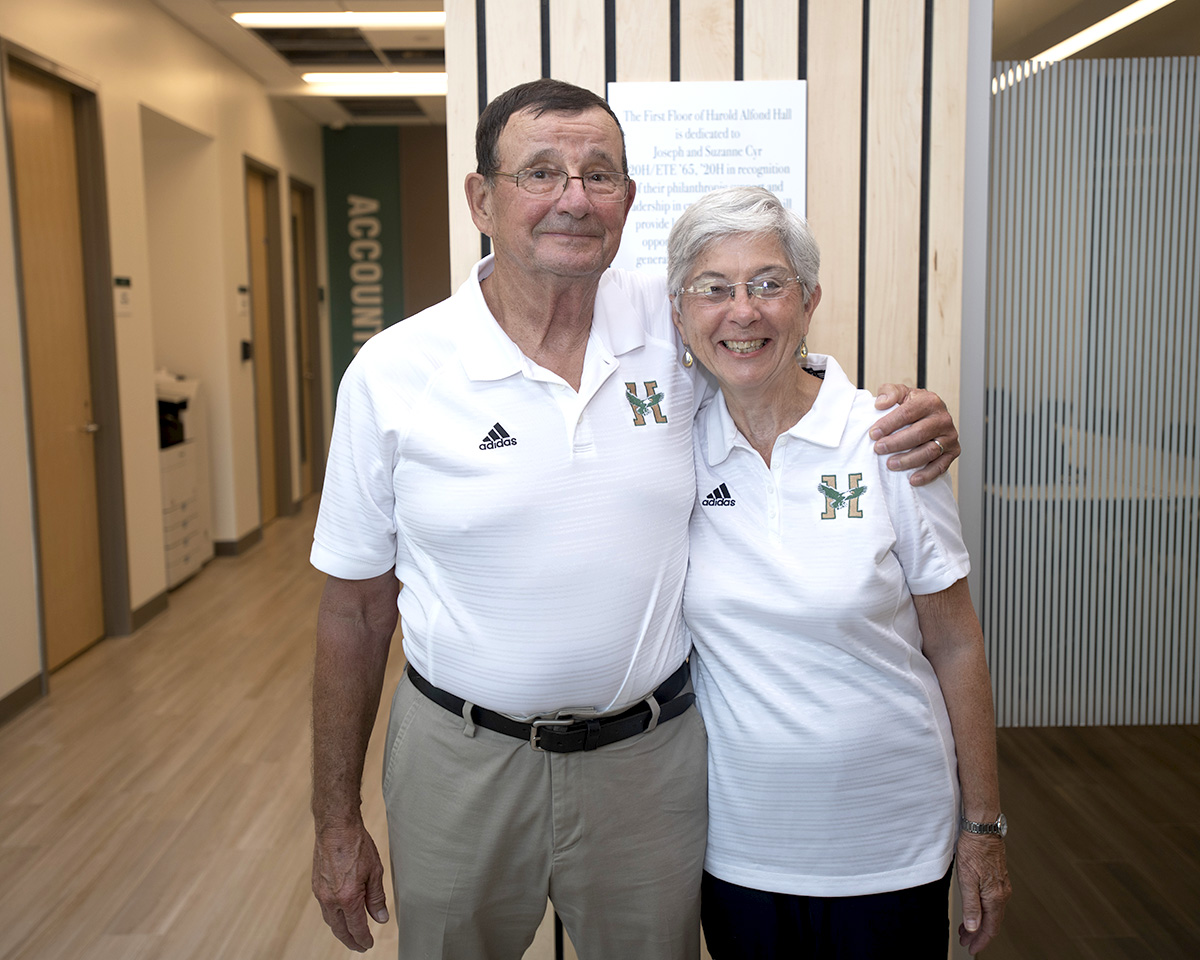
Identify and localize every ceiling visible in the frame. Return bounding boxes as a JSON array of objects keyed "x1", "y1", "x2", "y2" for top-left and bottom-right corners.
[
  {"x1": 150, "y1": 0, "x2": 447, "y2": 127},
  {"x1": 148, "y1": 0, "x2": 1200, "y2": 128},
  {"x1": 994, "y1": 0, "x2": 1200, "y2": 61}
]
